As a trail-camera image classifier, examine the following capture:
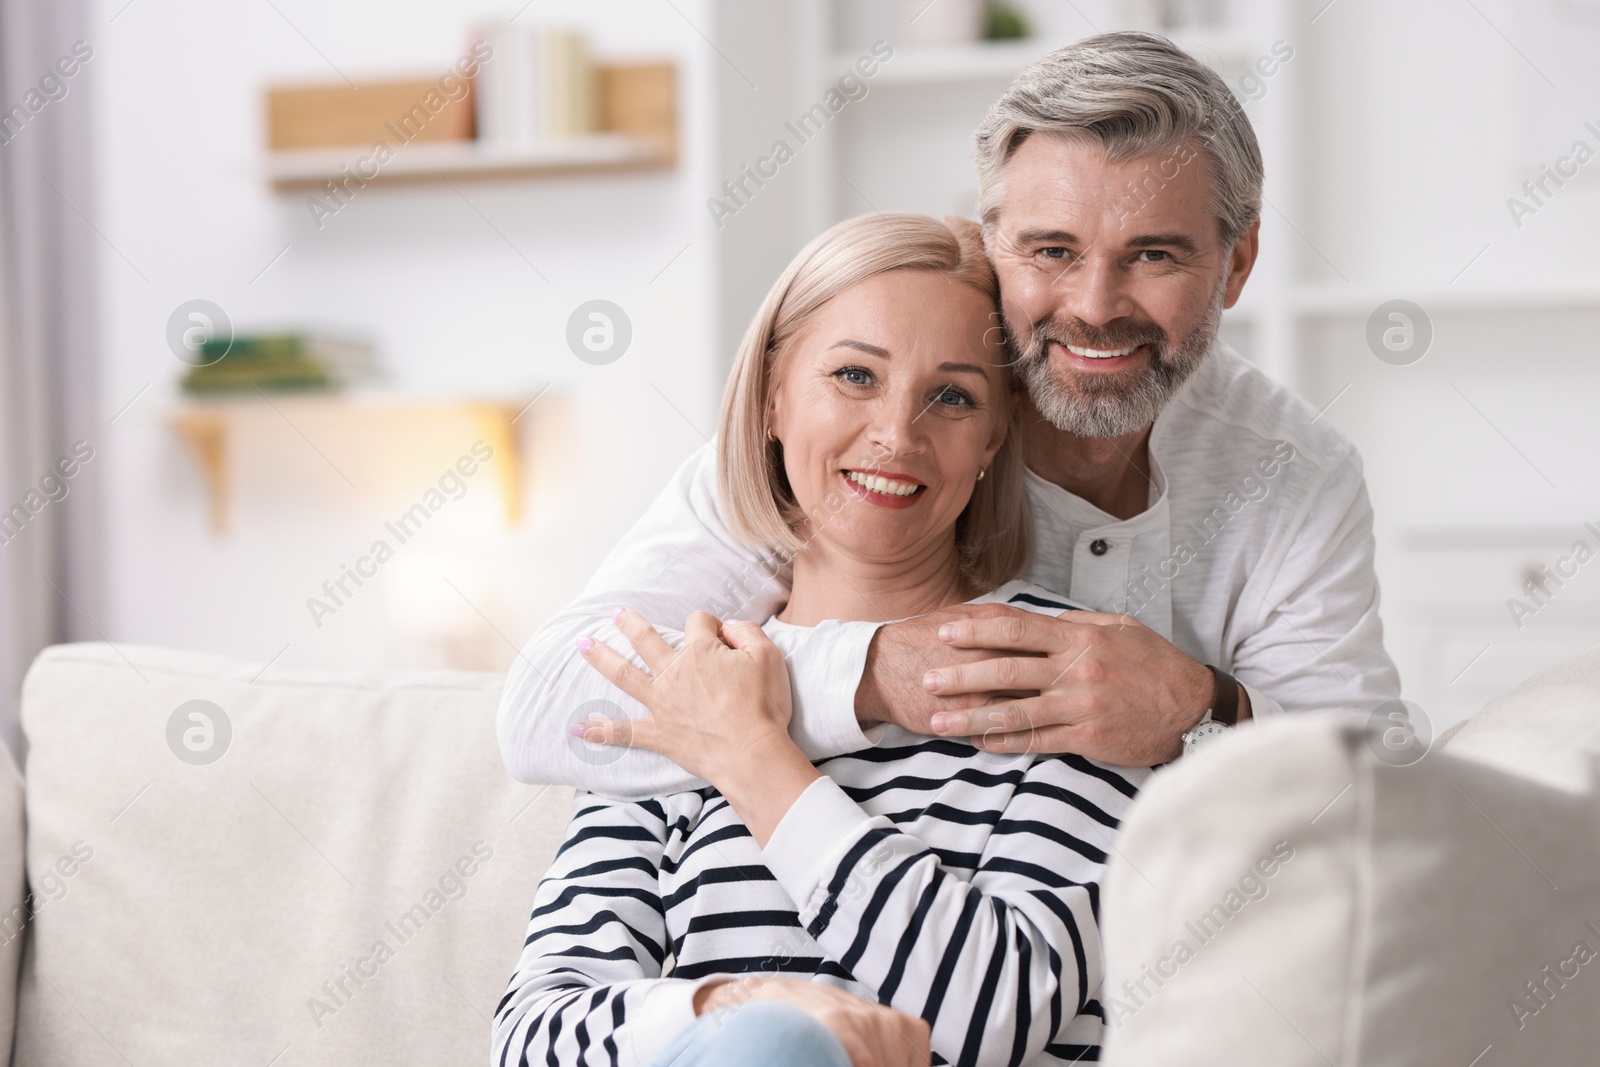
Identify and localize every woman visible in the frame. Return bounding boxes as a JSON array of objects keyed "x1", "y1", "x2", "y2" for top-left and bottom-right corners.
[{"x1": 492, "y1": 214, "x2": 1147, "y2": 1067}]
